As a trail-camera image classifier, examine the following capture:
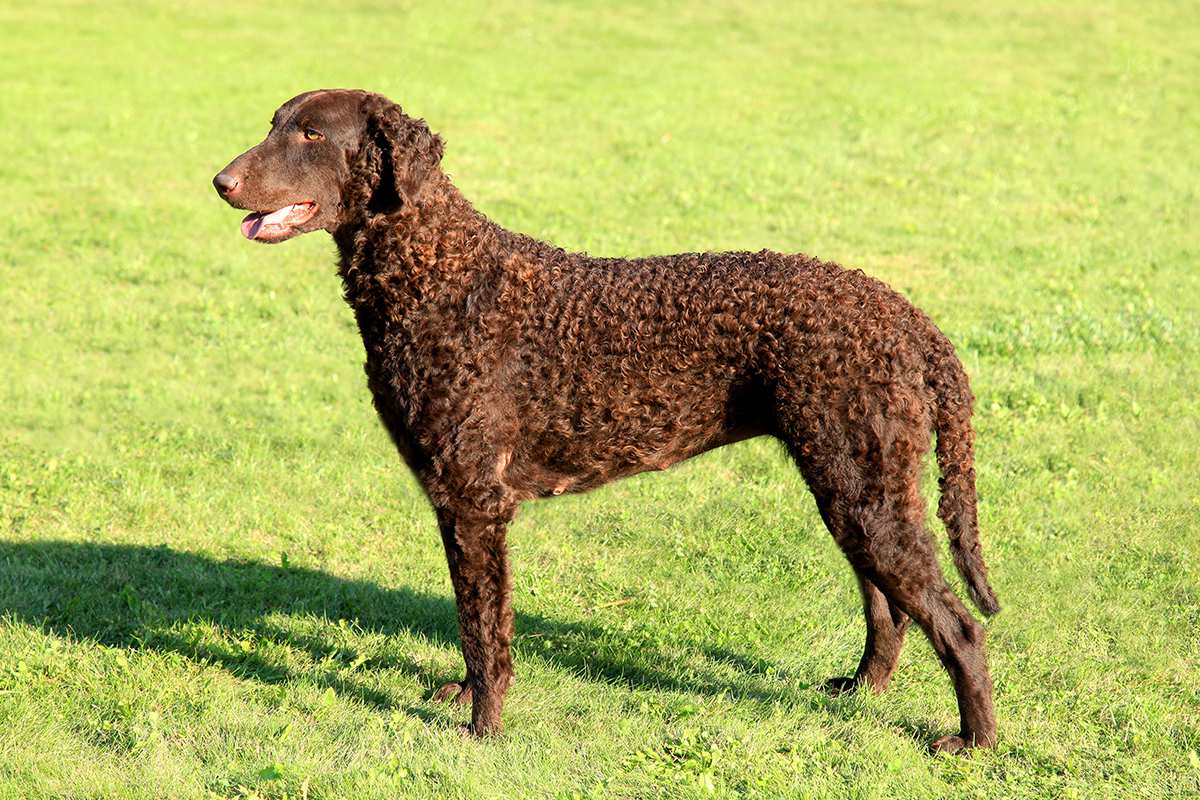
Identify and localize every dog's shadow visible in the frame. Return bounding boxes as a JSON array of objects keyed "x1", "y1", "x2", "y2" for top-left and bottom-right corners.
[{"x1": 0, "y1": 540, "x2": 809, "y2": 719}]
